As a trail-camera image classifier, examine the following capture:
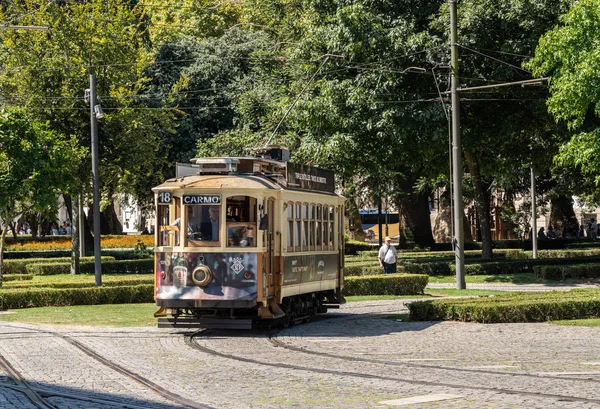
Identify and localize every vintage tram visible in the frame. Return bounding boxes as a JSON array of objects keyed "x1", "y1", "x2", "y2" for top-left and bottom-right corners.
[{"x1": 153, "y1": 146, "x2": 346, "y2": 329}]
